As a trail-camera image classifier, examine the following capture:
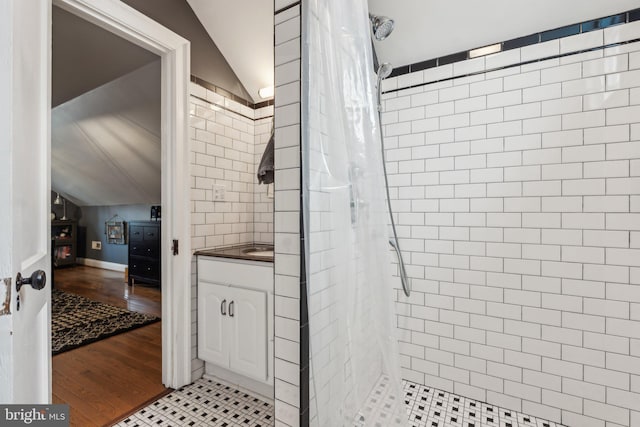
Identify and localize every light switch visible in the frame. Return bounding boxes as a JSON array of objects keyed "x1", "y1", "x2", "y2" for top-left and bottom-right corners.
[{"x1": 213, "y1": 184, "x2": 226, "y2": 201}]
